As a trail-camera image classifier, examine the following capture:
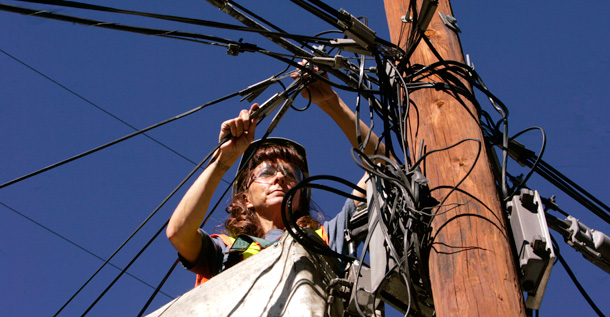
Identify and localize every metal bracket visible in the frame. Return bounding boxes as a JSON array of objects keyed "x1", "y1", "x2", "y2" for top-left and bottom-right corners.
[
  {"x1": 401, "y1": 10, "x2": 413, "y2": 23},
  {"x1": 438, "y1": 12, "x2": 461, "y2": 33},
  {"x1": 564, "y1": 216, "x2": 610, "y2": 274}
]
